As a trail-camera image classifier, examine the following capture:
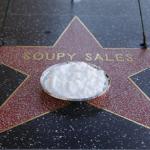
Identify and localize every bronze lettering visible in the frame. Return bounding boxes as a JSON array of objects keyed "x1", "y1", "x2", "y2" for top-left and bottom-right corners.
[
  {"x1": 45, "y1": 52, "x2": 55, "y2": 60},
  {"x1": 33, "y1": 52, "x2": 44, "y2": 60},
  {"x1": 95, "y1": 54, "x2": 104, "y2": 61},
  {"x1": 115, "y1": 54, "x2": 124, "y2": 62},
  {"x1": 57, "y1": 53, "x2": 65, "y2": 60},
  {"x1": 105, "y1": 54, "x2": 114, "y2": 62},
  {"x1": 126, "y1": 54, "x2": 133, "y2": 62},
  {"x1": 85, "y1": 53, "x2": 92, "y2": 61},
  {"x1": 67, "y1": 53, "x2": 76, "y2": 60},
  {"x1": 23, "y1": 52, "x2": 31, "y2": 60}
]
